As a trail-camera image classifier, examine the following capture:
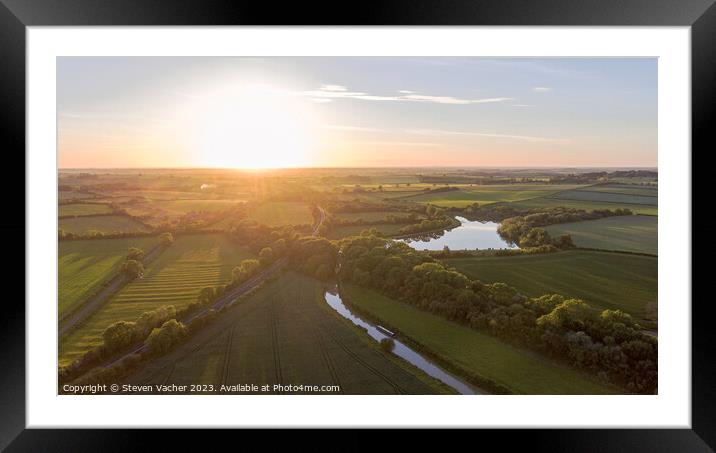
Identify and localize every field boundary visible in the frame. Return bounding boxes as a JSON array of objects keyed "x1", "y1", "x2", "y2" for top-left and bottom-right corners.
[
  {"x1": 58, "y1": 241, "x2": 169, "y2": 338},
  {"x1": 336, "y1": 280, "x2": 512, "y2": 394}
]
